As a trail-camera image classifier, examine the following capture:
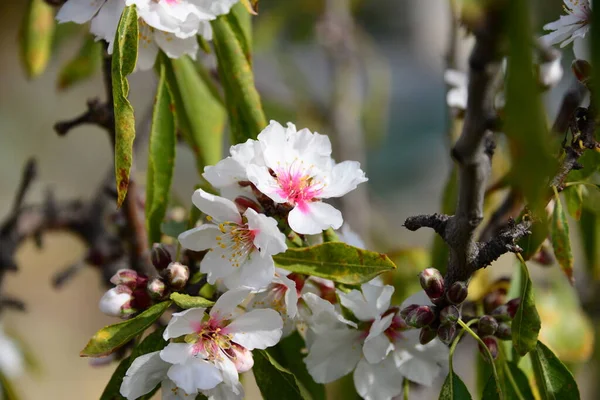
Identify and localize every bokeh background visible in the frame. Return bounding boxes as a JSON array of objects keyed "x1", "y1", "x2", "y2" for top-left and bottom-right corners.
[{"x1": 0, "y1": 0, "x2": 596, "y2": 399}]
